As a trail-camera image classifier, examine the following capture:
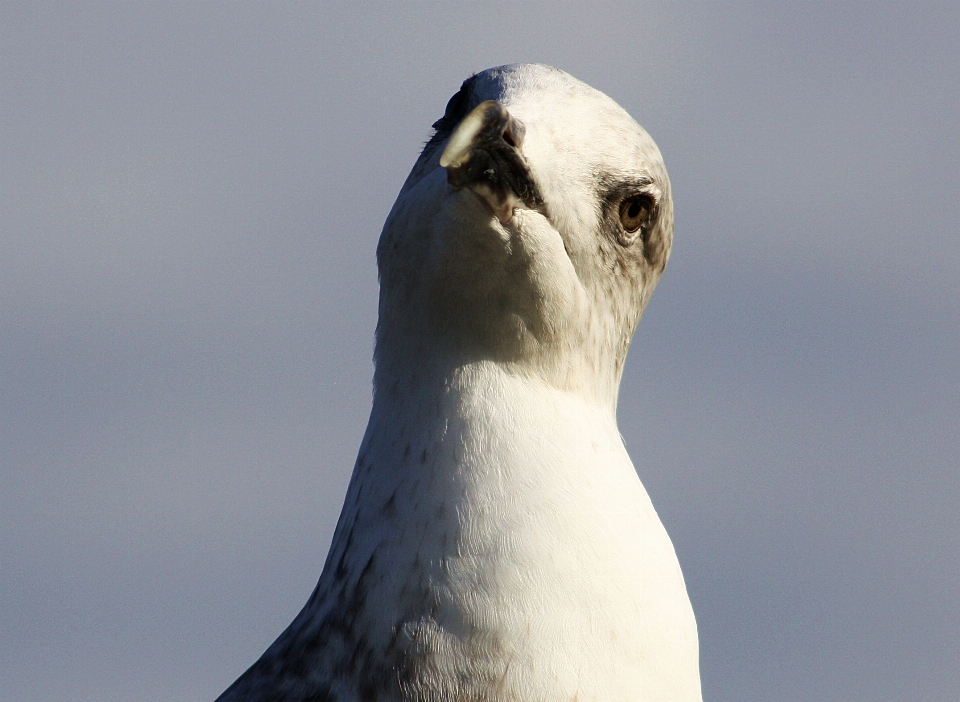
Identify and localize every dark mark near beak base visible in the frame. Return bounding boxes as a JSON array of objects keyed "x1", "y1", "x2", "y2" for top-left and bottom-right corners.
[{"x1": 440, "y1": 100, "x2": 546, "y2": 223}]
